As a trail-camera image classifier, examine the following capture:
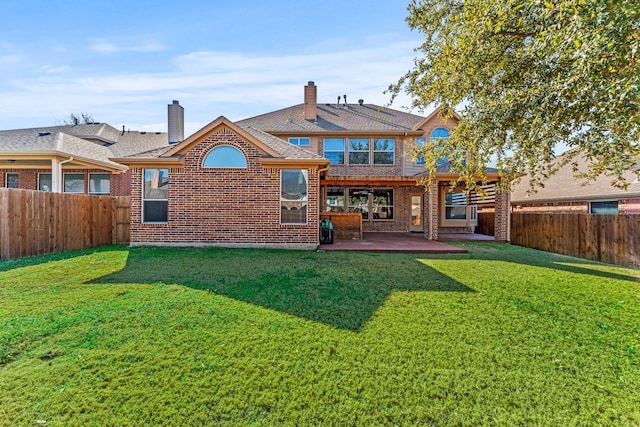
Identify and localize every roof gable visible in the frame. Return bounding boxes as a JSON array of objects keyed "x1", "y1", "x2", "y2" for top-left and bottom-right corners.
[{"x1": 163, "y1": 116, "x2": 281, "y2": 158}]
